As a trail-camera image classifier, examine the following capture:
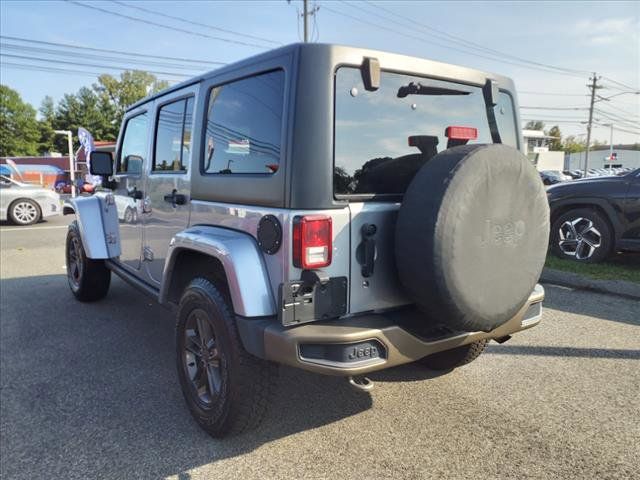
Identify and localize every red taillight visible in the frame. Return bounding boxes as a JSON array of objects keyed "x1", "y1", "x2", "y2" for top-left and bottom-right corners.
[
  {"x1": 292, "y1": 215, "x2": 332, "y2": 269},
  {"x1": 445, "y1": 126, "x2": 478, "y2": 140}
]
